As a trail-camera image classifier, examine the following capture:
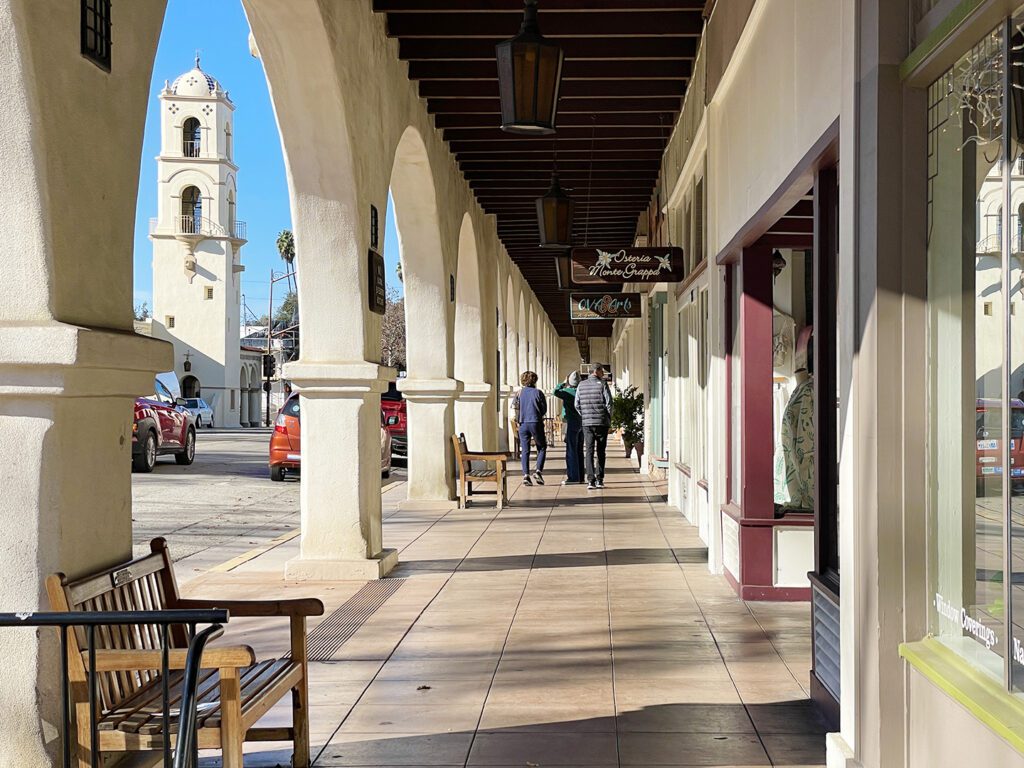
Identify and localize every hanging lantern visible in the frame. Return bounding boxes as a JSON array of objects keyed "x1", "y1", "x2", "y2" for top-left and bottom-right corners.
[
  {"x1": 496, "y1": 0, "x2": 564, "y2": 135},
  {"x1": 536, "y1": 174, "x2": 574, "y2": 248}
]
